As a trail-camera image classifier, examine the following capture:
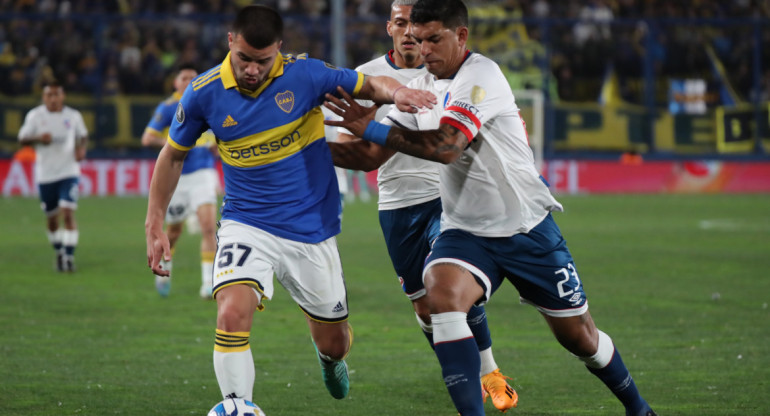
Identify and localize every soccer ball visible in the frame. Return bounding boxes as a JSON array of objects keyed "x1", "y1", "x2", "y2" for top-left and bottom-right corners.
[{"x1": 207, "y1": 397, "x2": 266, "y2": 416}]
